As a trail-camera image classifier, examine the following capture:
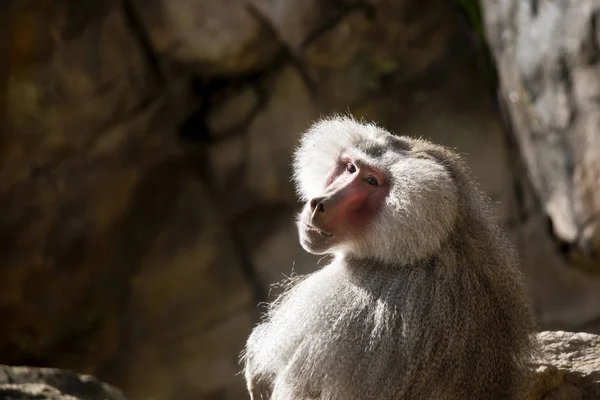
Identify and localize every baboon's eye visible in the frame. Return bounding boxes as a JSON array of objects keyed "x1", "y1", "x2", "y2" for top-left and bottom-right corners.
[
  {"x1": 365, "y1": 176, "x2": 378, "y2": 186},
  {"x1": 346, "y1": 163, "x2": 356, "y2": 173}
]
